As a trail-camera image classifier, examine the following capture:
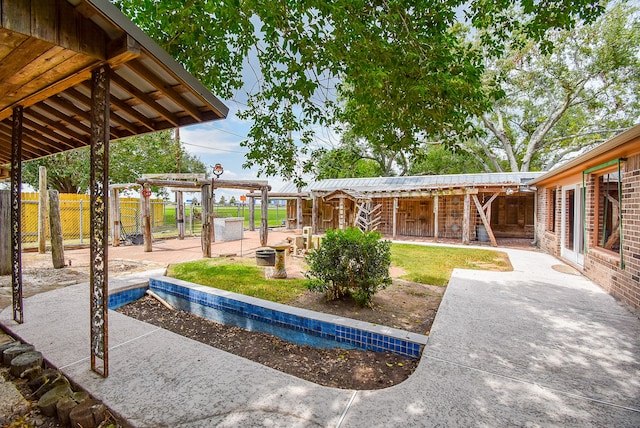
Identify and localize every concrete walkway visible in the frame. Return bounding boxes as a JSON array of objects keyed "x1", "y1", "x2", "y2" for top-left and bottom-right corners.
[{"x1": 1, "y1": 245, "x2": 639, "y2": 427}]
